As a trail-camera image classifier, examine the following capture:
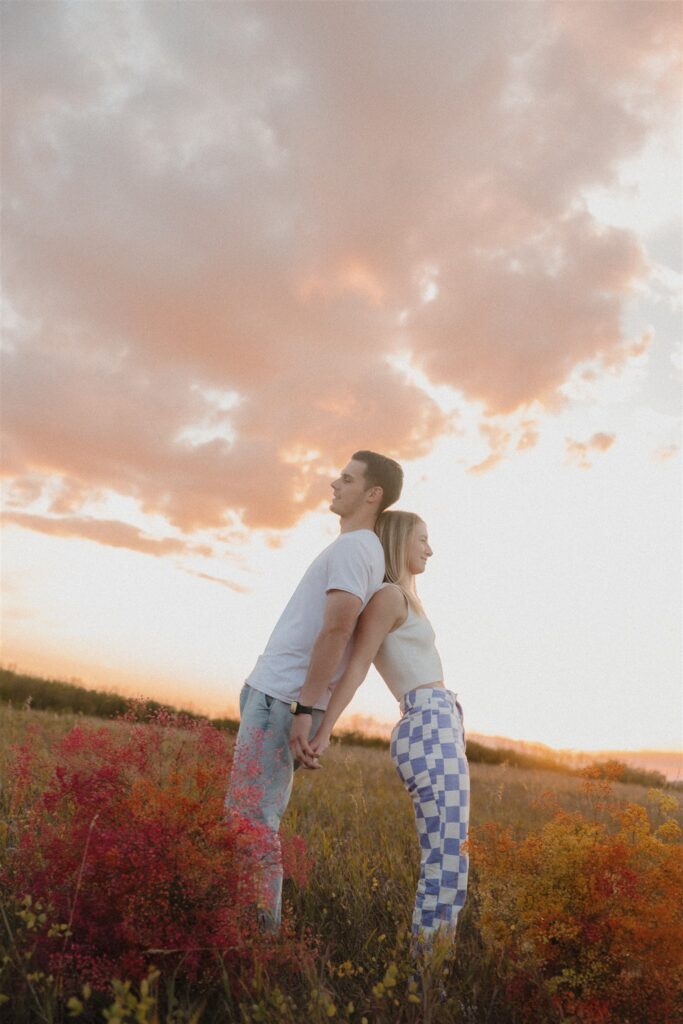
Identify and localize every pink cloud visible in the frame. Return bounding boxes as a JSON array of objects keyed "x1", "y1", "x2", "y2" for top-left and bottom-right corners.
[
  {"x1": 517, "y1": 423, "x2": 540, "y2": 452},
  {"x1": 2, "y1": 512, "x2": 213, "y2": 559},
  {"x1": 185, "y1": 570, "x2": 250, "y2": 594},
  {"x1": 590, "y1": 433, "x2": 618, "y2": 453},
  {"x1": 653, "y1": 443, "x2": 679, "y2": 463},
  {"x1": 565, "y1": 432, "x2": 617, "y2": 469},
  {"x1": 1, "y1": 3, "x2": 678, "y2": 538}
]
